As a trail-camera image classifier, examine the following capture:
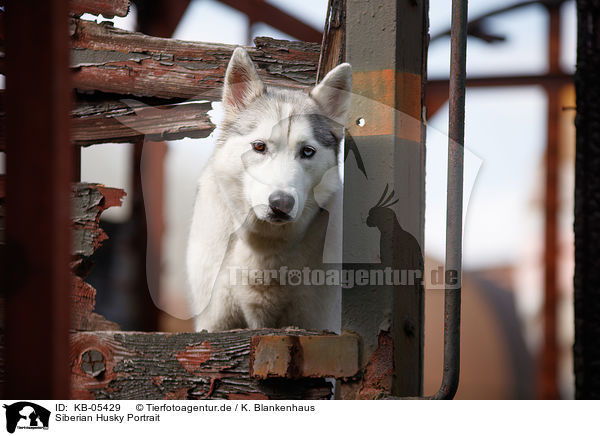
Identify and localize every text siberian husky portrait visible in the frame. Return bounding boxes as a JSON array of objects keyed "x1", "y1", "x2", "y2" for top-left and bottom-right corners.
[{"x1": 186, "y1": 47, "x2": 352, "y2": 332}]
